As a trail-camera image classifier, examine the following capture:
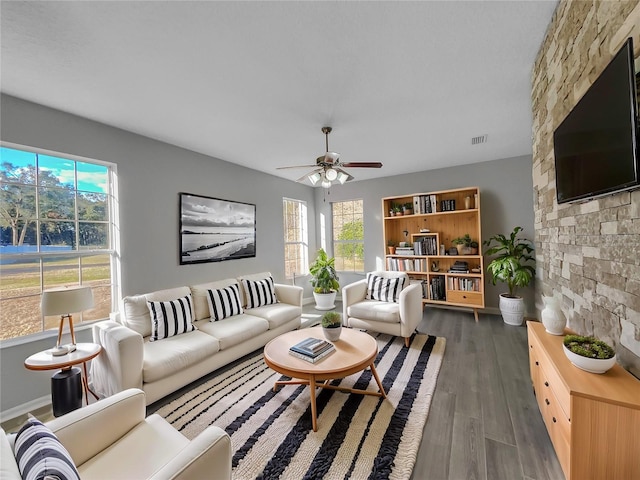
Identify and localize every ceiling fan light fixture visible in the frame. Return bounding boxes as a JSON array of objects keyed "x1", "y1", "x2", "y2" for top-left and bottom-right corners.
[
  {"x1": 324, "y1": 152, "x2": 340, "y2": 163},
  {"x1": 337, "y1": 171, "x2": 350, "y2": 184},
  {"x1": 325, "y1": 167, "x2": 338, "y2": 181},
  {"x1": 308, "y1": 172, "x2": 322, "y2": 185},
  {"x1": 321, "y1": 177, "x2": 332, "y2": 189}
]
